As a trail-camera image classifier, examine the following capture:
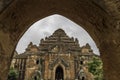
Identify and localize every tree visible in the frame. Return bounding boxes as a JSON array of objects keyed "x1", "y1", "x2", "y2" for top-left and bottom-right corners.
[
  {"x1": 88, "y1": 56, "x2": 103, "y2": 80},
  {"x1": 7, "y1": 67, "x2": 18, "y2": 80}
]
